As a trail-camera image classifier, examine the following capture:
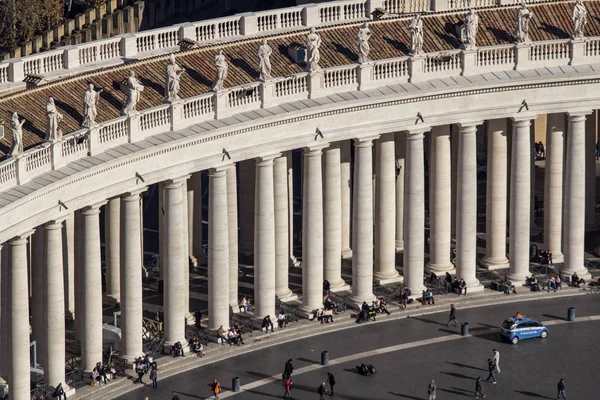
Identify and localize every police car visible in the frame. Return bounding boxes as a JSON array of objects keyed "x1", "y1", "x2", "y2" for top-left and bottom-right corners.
[{"x1": 500, "y1": 315, "x2": 549, "y2": 344}]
